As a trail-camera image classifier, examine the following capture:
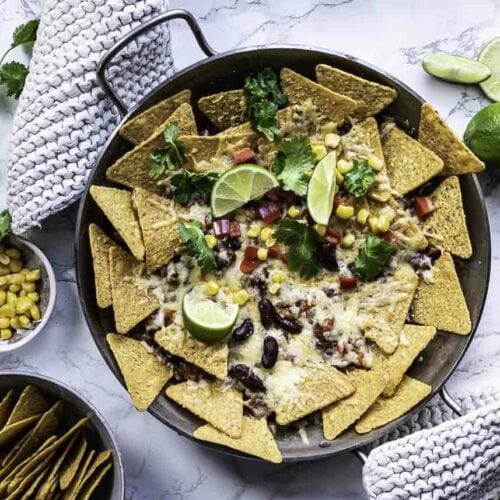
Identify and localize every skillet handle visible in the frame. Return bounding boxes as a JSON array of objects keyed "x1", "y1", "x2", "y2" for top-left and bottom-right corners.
[{"x1": 96, "y1": 9, "x2": 216, "y2": 118}]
